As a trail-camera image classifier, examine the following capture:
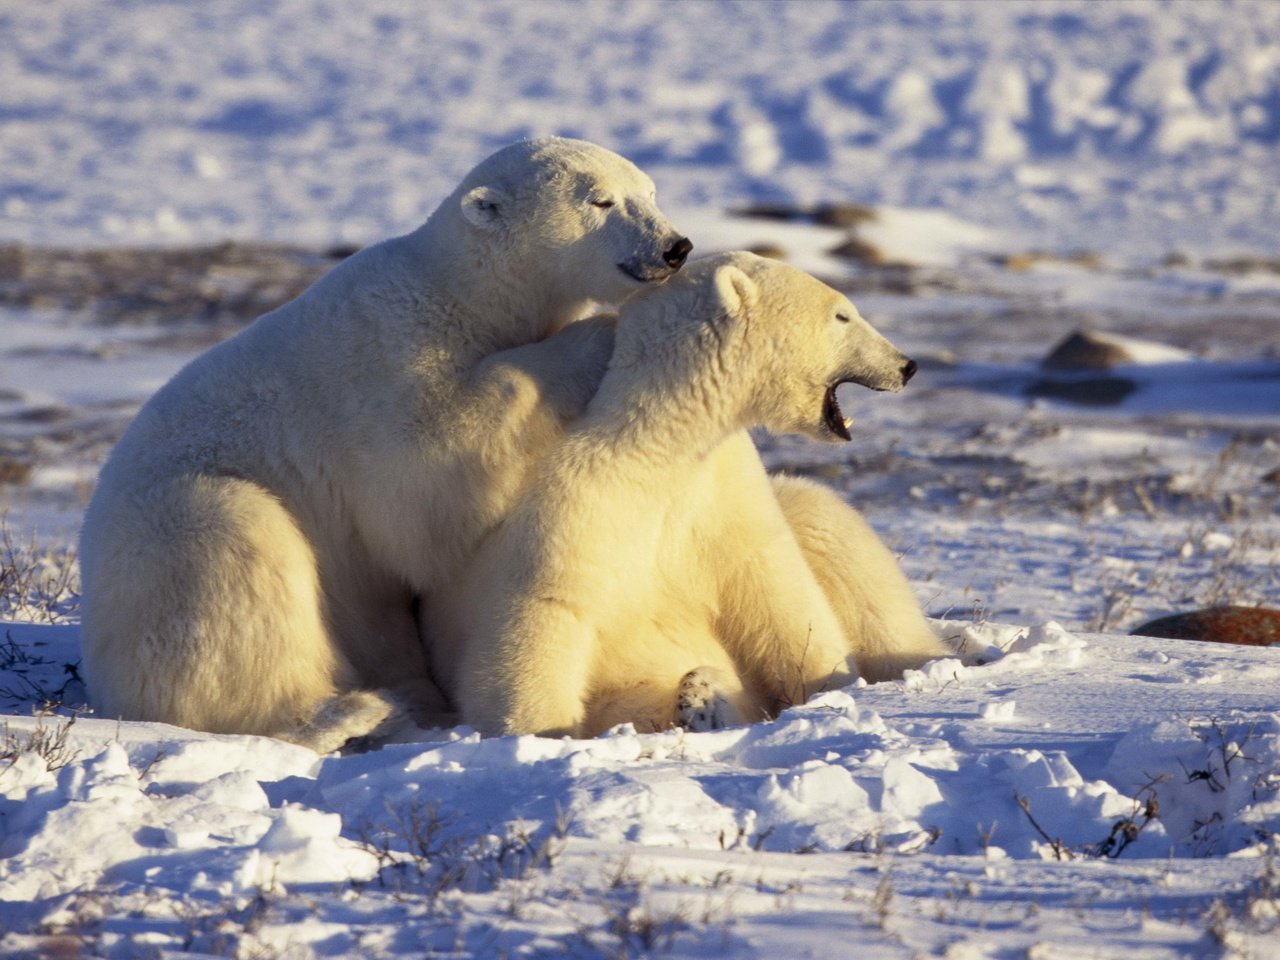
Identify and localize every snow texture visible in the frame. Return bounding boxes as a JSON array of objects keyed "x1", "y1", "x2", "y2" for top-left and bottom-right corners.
[
  {"x1": 2, "y1": 621, "x2": 1280, "y2": 956},
  {"x1": 2, "y1": 0, "x2": 1280, "y2": 259}
]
